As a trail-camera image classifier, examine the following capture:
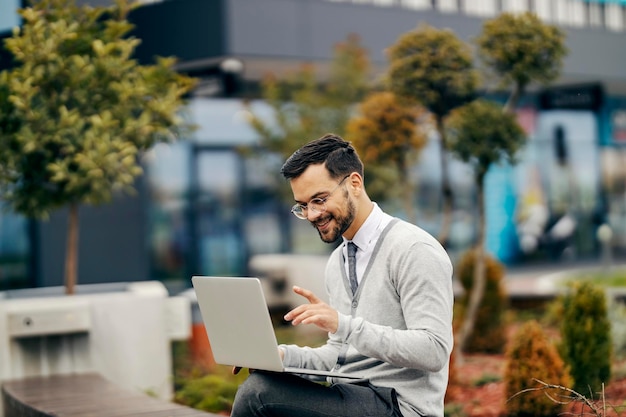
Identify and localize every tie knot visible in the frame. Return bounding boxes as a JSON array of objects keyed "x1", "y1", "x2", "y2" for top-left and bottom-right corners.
[{"x1": 347, "y1": 242, "x2": 357, "y2": 257}]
